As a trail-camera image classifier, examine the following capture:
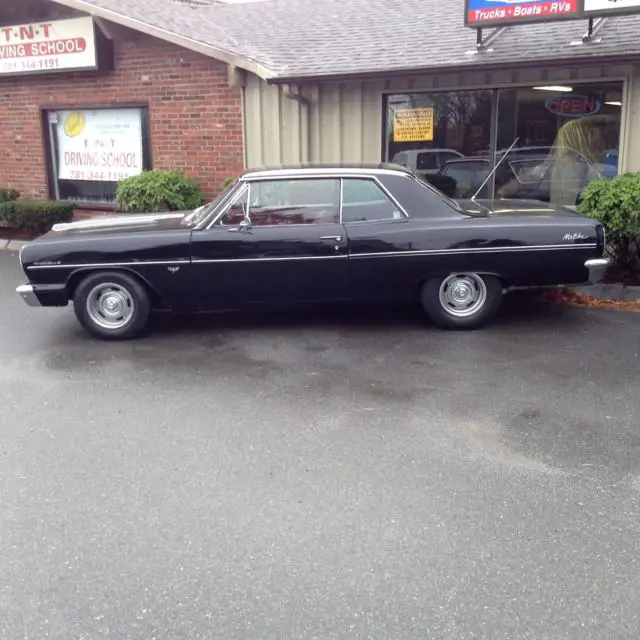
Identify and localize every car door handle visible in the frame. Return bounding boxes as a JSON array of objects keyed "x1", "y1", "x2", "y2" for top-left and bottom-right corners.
[{"x1": 320, "y1": 235, "x2": 342, "y2": 242}]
